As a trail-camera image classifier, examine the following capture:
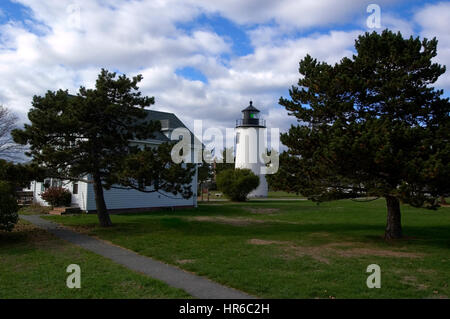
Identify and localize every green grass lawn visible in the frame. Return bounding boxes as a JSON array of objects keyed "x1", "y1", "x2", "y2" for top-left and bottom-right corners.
[
  {"x1": 0, "y1": 220, "x2": 190, "y2": 298},
  {"x1": 45, "y1": 199, "x2": 450, "y2": 299},
  {"x1": 267, "y1": 191, "x2": 305, "y2": 198},
  {"x1": 198, "y1": 190, "x2": 305, "y2": 201}
]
